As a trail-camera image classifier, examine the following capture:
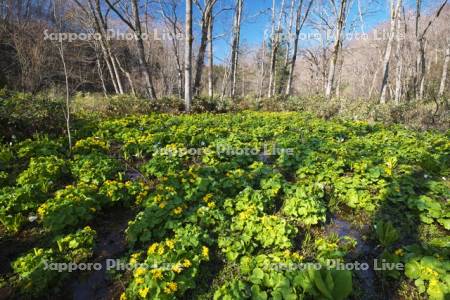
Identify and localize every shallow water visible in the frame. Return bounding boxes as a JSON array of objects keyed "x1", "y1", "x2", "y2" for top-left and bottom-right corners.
[{"x1": 326, "y1": 217, "x2": 380, "y2": 300}]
